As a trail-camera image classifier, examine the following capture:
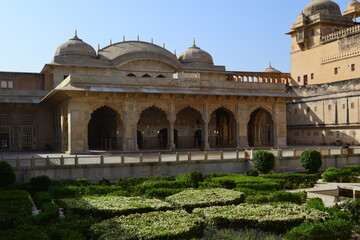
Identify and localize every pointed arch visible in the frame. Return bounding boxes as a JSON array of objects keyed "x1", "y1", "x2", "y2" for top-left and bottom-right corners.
[
  {"x1": 209, "y1": 107, "x2": 236, "y2": 148},
  {"x1": 248, "y1": 107, "x2": 274, "y2": 147}
]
